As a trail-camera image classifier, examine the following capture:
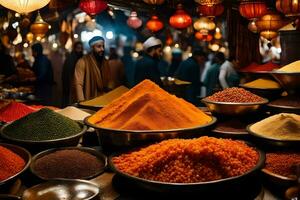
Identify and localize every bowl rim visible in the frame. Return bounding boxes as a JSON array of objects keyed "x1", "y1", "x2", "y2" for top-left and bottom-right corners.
[
  {"x1": 0, "y1": 121, "x2": 87, "y2": 144},
  {"x1": 261, "y1": 168, "x2": 296, "y2": 181},
  {"x1": 267, "y1": 102, "x2": 300, "y2": 110},
  {"x1": 0, "y1": 194, "x2": 21, "y2": 199},
  {"x1": 201, "y1": 97, "x2": 269, "y2": 106},
  {"x1": 239, "y1": 84, "x2": 282, "y2": 91},
  {"x1": 109, "y1": 141, "x2": 265, "y2": 186},
  {"x1": 84, "y1": 116, "x2": 217, "y2": 133},
  {"x1": 0, "y1": 143, "x2": 31, "y2": 185},
  {"x1": 30, "y1": 146, "x2": 107, "y2": 180},
  {"x1": 22, "y1": 178, "x2": 100, "y2": 200},
  {"x1": 271, "y1": 71, "x2": 300, "y2": 75},
  {"x1": 247, "y1": 123, "x2": 300, "y2": 142}
]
